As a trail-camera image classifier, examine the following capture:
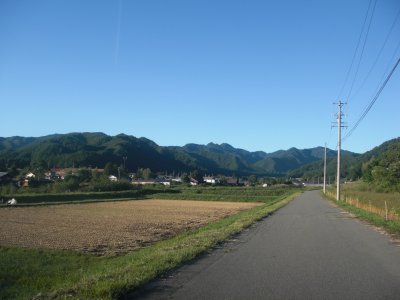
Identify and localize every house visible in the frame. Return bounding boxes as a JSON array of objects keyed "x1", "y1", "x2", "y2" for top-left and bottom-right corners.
[
  {"x1": 132, "y1": 179, "x2": 171, "y2": 186},
  {"x1": 190, "y1": 178, "x2": 198, "y2": 186},
  {"x1": 132, "y1": 179, "x2": 157, "y2": 185},
  {"x1": 25, "y1": 172, "x2": 35, "y2": 179},
  {"x1": 158, "y1": 180, "x2": 171, "y2": 186},
  {"x1": 44, "y1": 168, "x2": 62, "y2": 181},
  {"x1": 109, "y1": 175, "x2": 118, "y2": 181},
  {"x1": 226, "y1": 177, "x2": 240, "y2": 186},
  {"x1": 204, "y1": 176, "x2": 219, "y2": 184}
]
